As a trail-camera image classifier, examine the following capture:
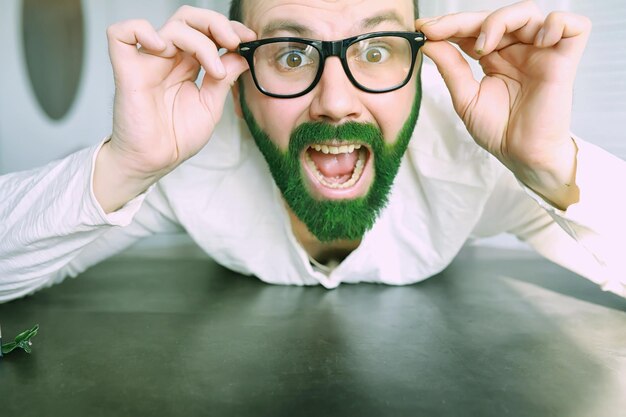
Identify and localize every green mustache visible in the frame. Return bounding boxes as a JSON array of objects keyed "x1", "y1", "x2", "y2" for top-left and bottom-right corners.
[{"x1": 288, "y1": 121, "x2": 385, "y2": 159}]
